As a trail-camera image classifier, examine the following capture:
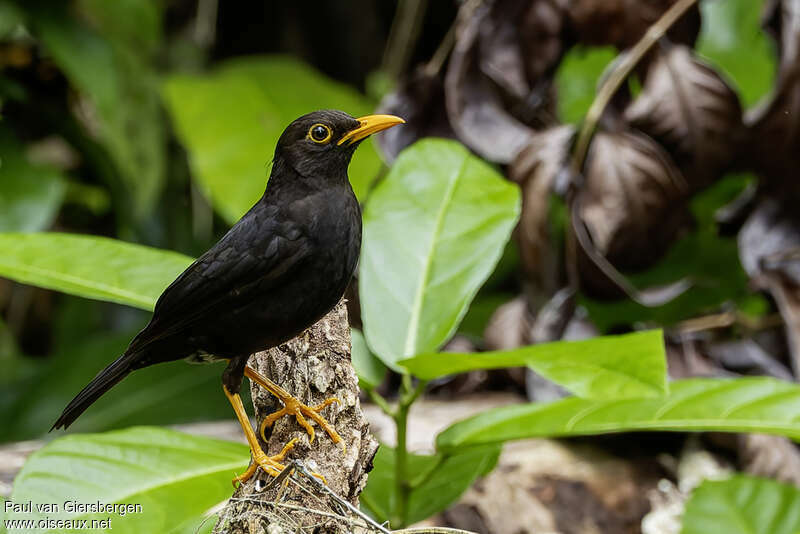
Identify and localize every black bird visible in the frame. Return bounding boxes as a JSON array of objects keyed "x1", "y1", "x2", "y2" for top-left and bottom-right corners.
[{"x1": 52, "y1": 110, "x2": 404, "y2": 483}]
